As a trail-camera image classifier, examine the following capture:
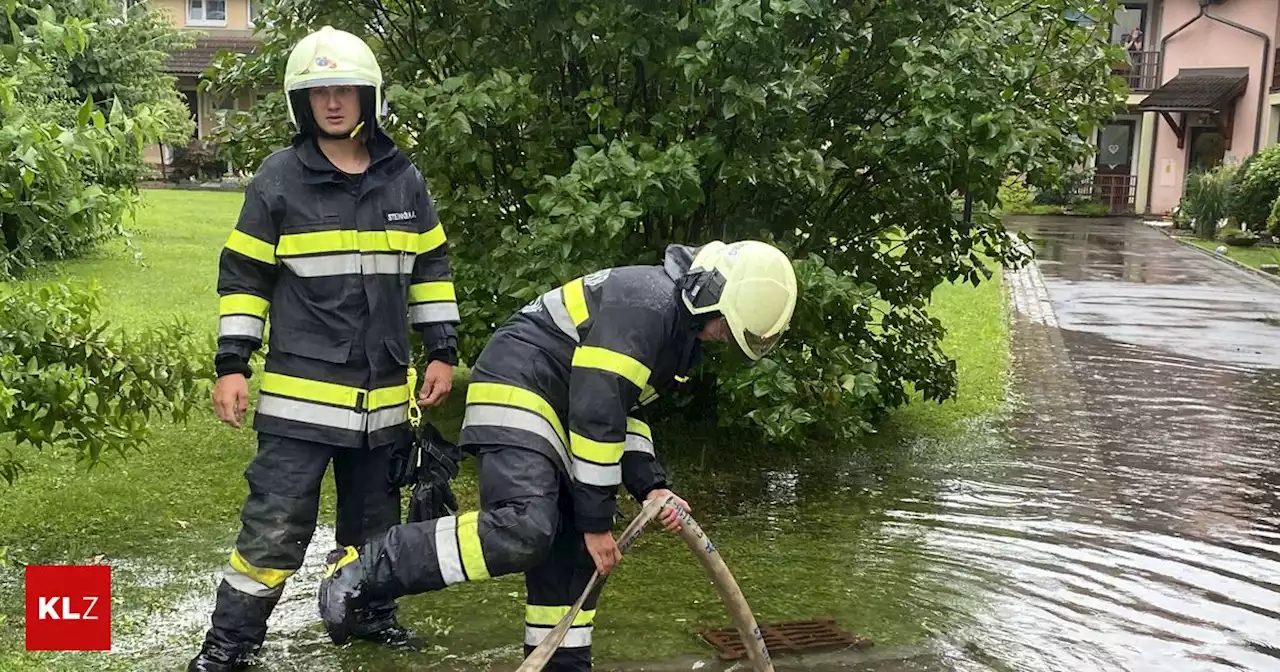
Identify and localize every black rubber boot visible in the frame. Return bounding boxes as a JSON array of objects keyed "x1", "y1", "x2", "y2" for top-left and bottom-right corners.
[
  {"x1": 351, "y1": 598, "x2": 422, "y2": 651},
  {"x1": 319, "y1": 546, "x2": 373, "y2": 645},
  {"x1": 188, "y1": 580, "x2": 278, "y2": 670},
  {"x1": 186, "y1": 639, "x2": 252, "y2": 672}
]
